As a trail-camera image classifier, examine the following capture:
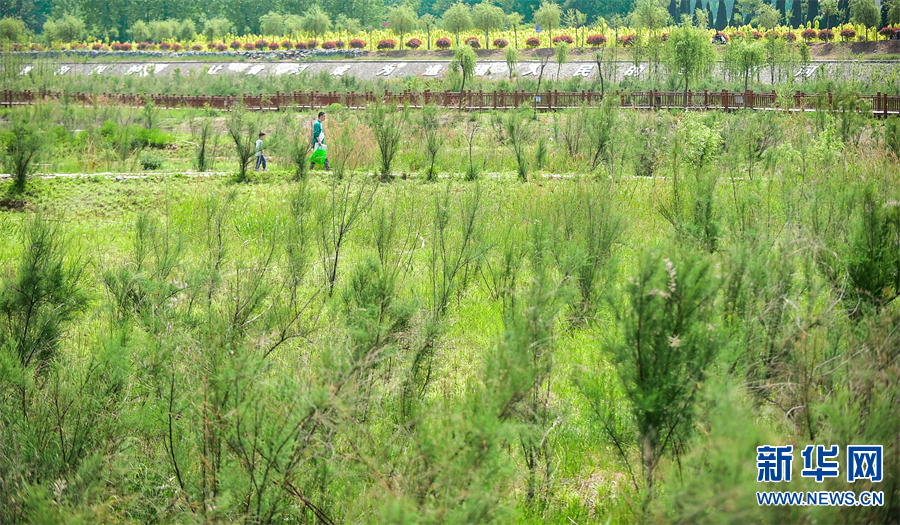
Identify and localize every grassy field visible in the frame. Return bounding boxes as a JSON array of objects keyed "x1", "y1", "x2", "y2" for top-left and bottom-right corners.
[{"x1": 0, "y1": 102, "x2": 898, "y2": 524}]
